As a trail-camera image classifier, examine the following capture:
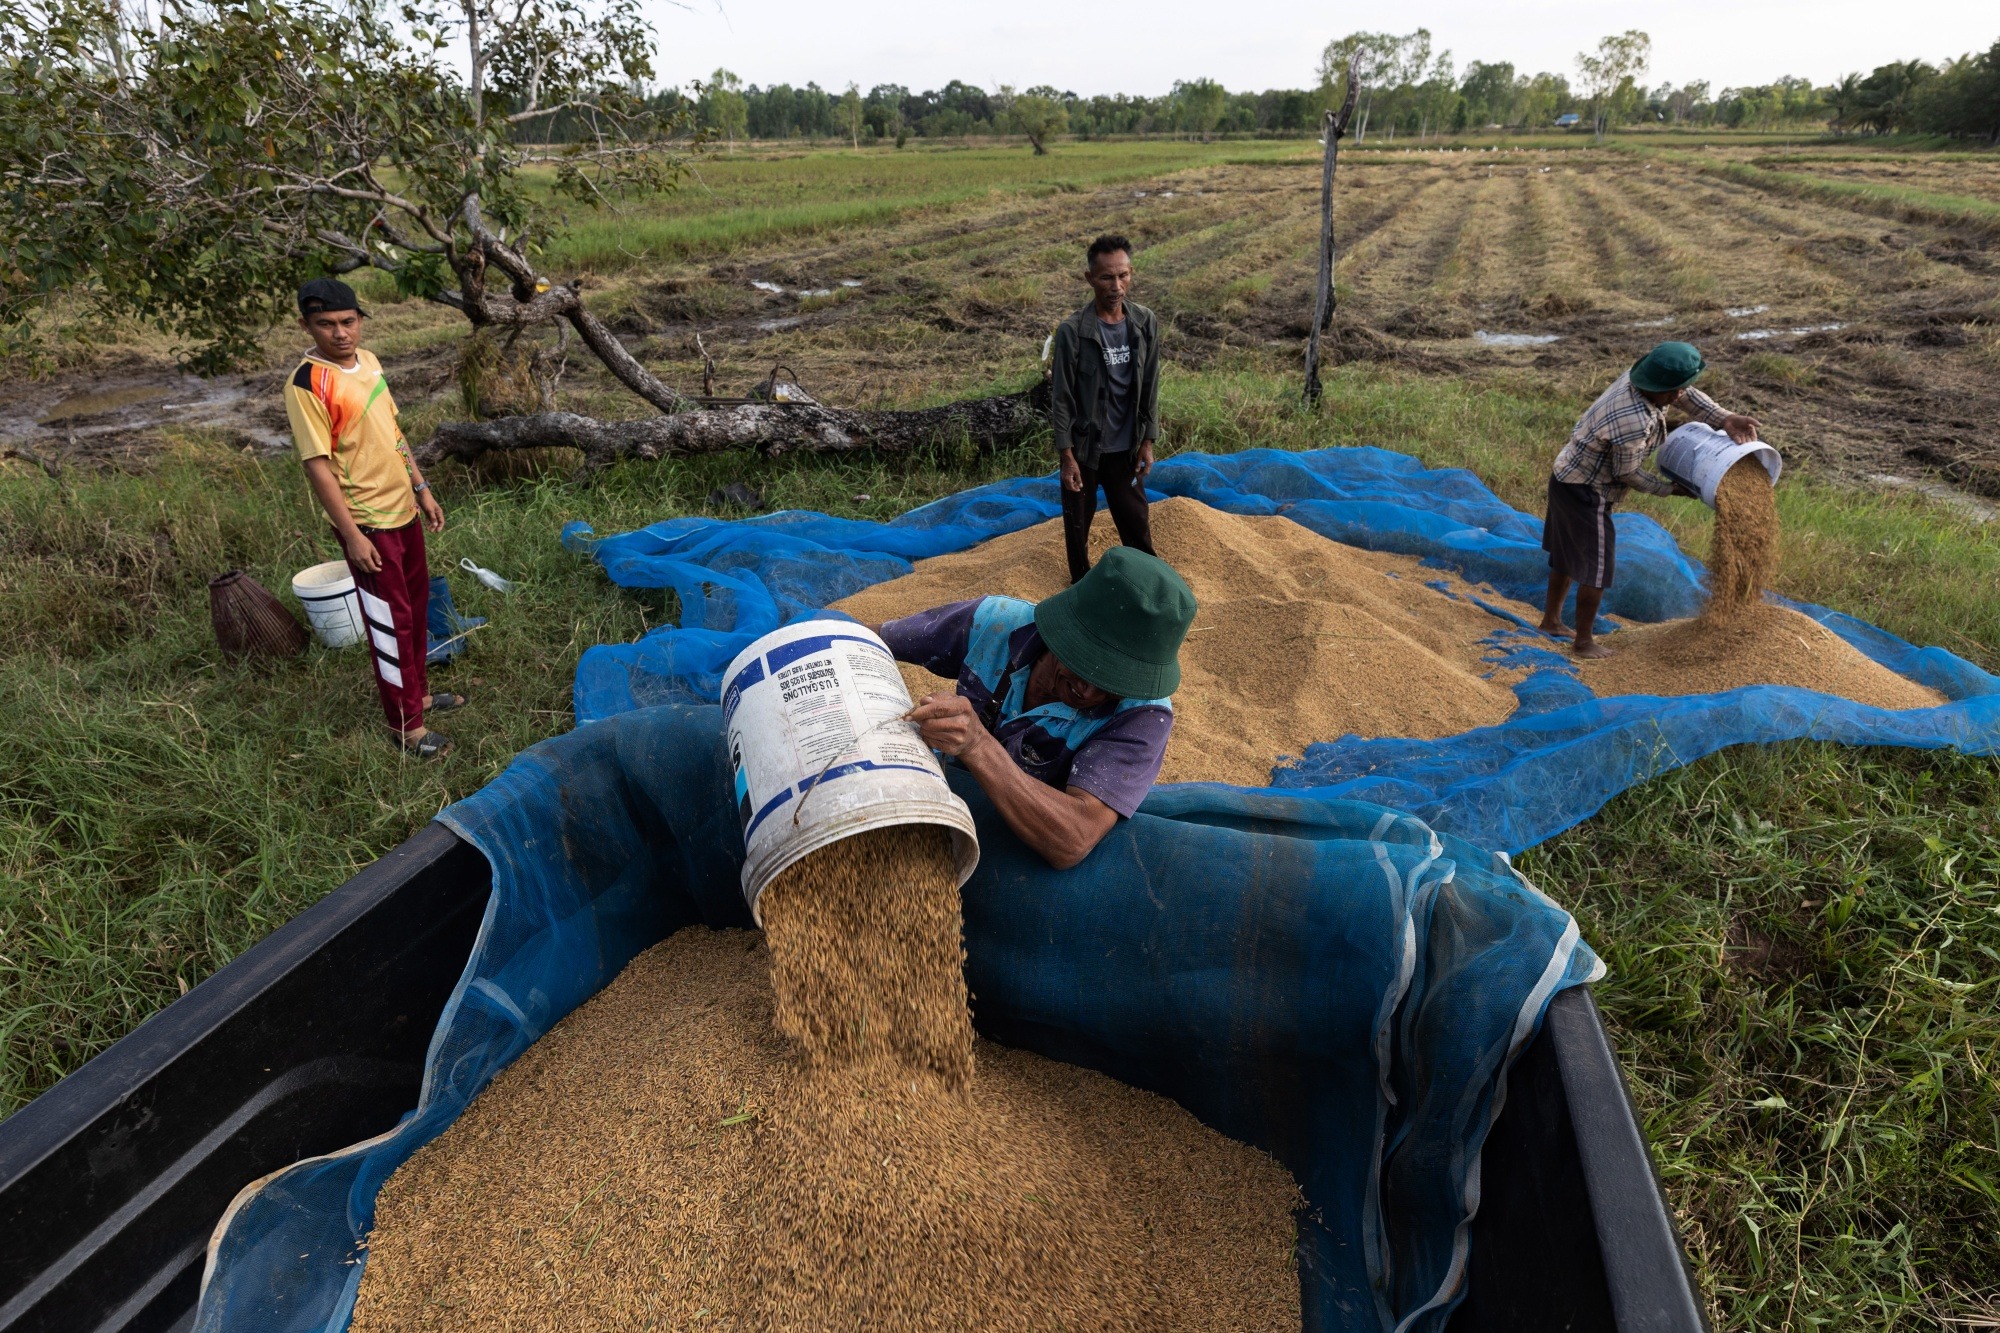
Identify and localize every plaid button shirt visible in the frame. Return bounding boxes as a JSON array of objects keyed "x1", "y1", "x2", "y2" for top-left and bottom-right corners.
[{"x1": 1551, "y1": 373, "x2": 1730, "y2": 501}]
